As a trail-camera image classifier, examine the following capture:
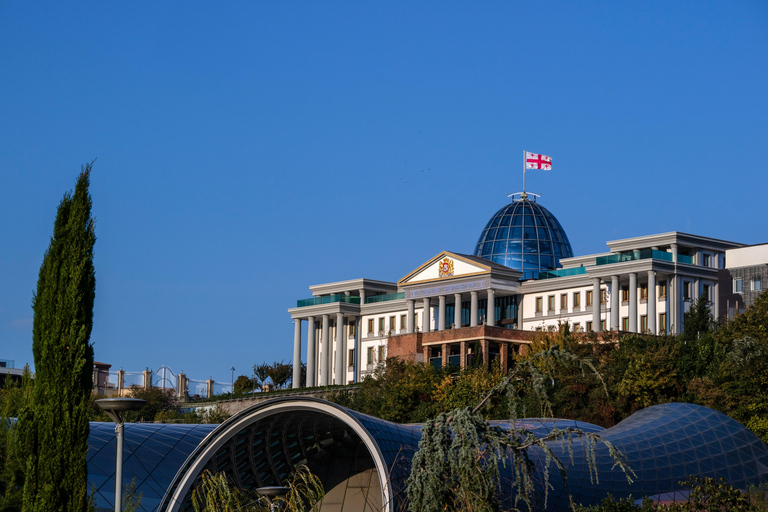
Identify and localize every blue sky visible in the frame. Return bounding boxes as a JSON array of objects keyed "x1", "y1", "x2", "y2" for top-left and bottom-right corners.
[{"x1": 1, "y1": 2, "x2": 766, "y2": 385}]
